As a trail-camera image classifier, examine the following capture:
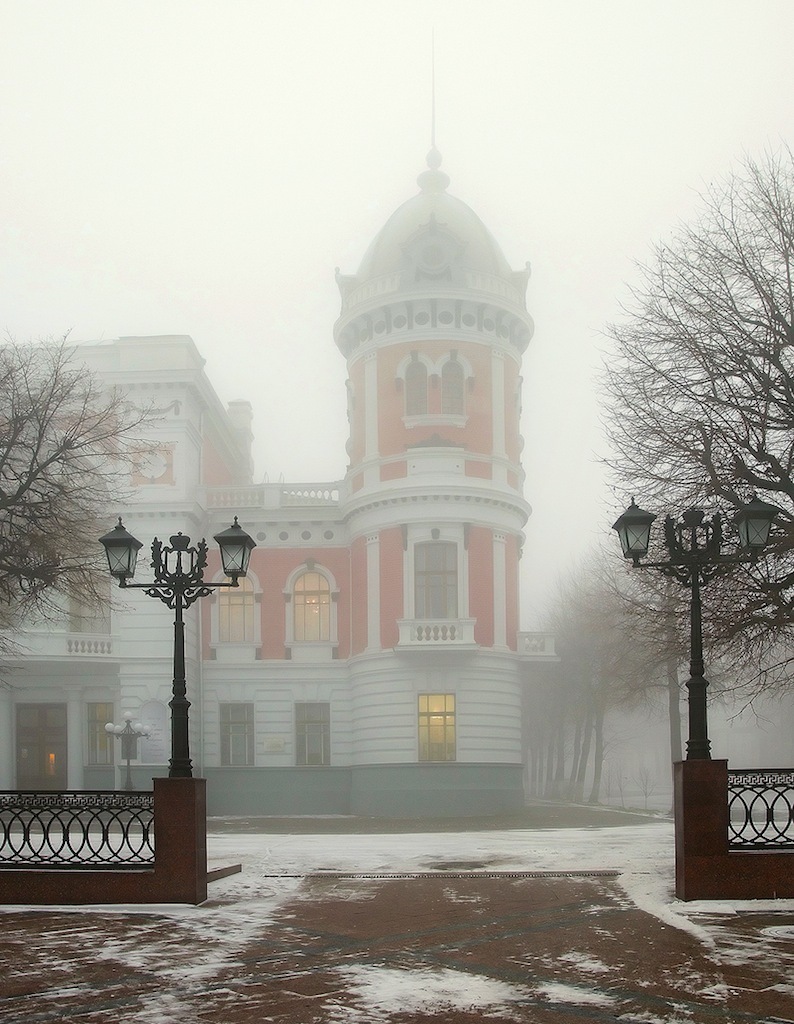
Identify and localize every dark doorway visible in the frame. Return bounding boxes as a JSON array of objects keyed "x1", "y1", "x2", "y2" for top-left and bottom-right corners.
[{"x1": 16, "y1": 703, "x2": 68, "y2": 789}]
